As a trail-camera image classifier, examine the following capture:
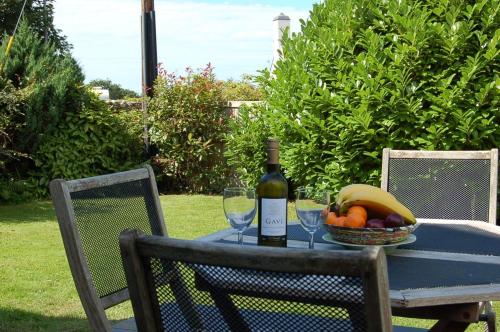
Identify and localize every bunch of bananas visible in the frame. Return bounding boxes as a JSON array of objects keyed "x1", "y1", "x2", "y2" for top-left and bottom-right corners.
[{"x1": 335, "y1": 184, "x2": 416, "y2": 225}]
